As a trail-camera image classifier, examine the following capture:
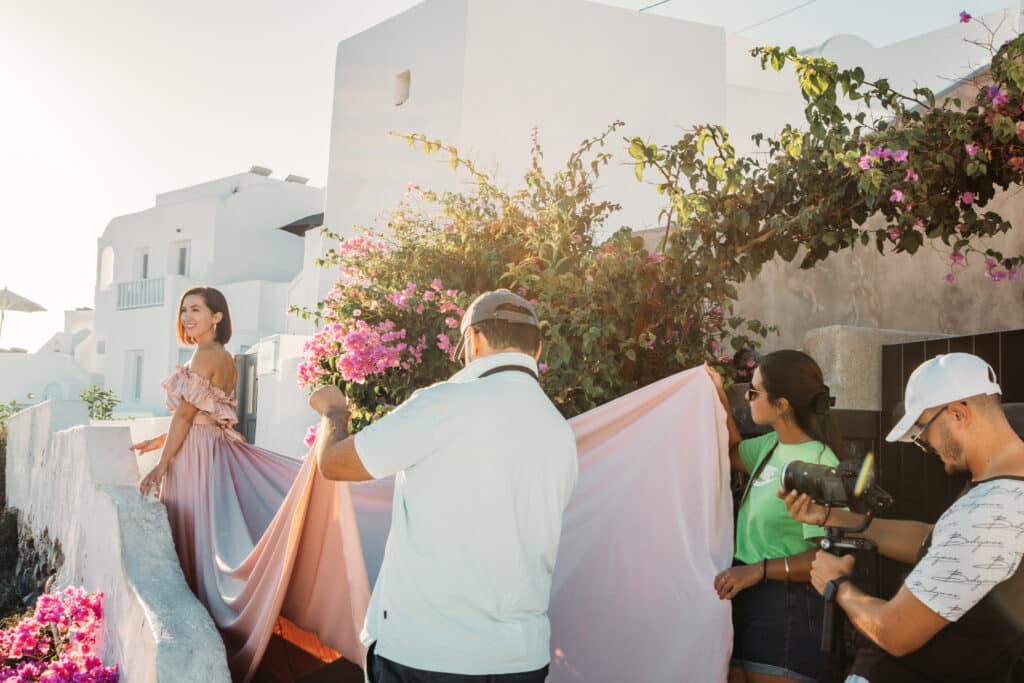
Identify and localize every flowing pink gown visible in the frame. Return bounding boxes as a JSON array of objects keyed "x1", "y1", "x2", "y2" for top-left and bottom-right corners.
[{"x1": 158, "y1": 365, "x2": 371, "y2": 682}]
